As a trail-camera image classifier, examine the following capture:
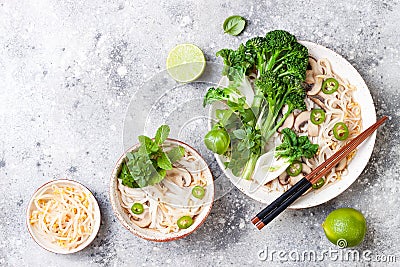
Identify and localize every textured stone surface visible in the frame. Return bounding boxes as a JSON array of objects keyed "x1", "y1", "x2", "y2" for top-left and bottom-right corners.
[{"x1": 1, "y1": 0, "x2": 399, "y2": 266}]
